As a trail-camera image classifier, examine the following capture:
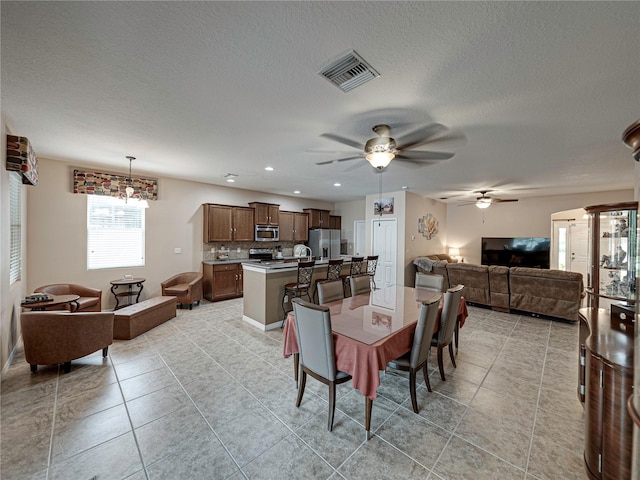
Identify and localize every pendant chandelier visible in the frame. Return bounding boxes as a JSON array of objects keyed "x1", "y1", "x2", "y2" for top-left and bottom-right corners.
[{"x1": 124, "y1": 156, "x2": 149, "y2": 208}]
